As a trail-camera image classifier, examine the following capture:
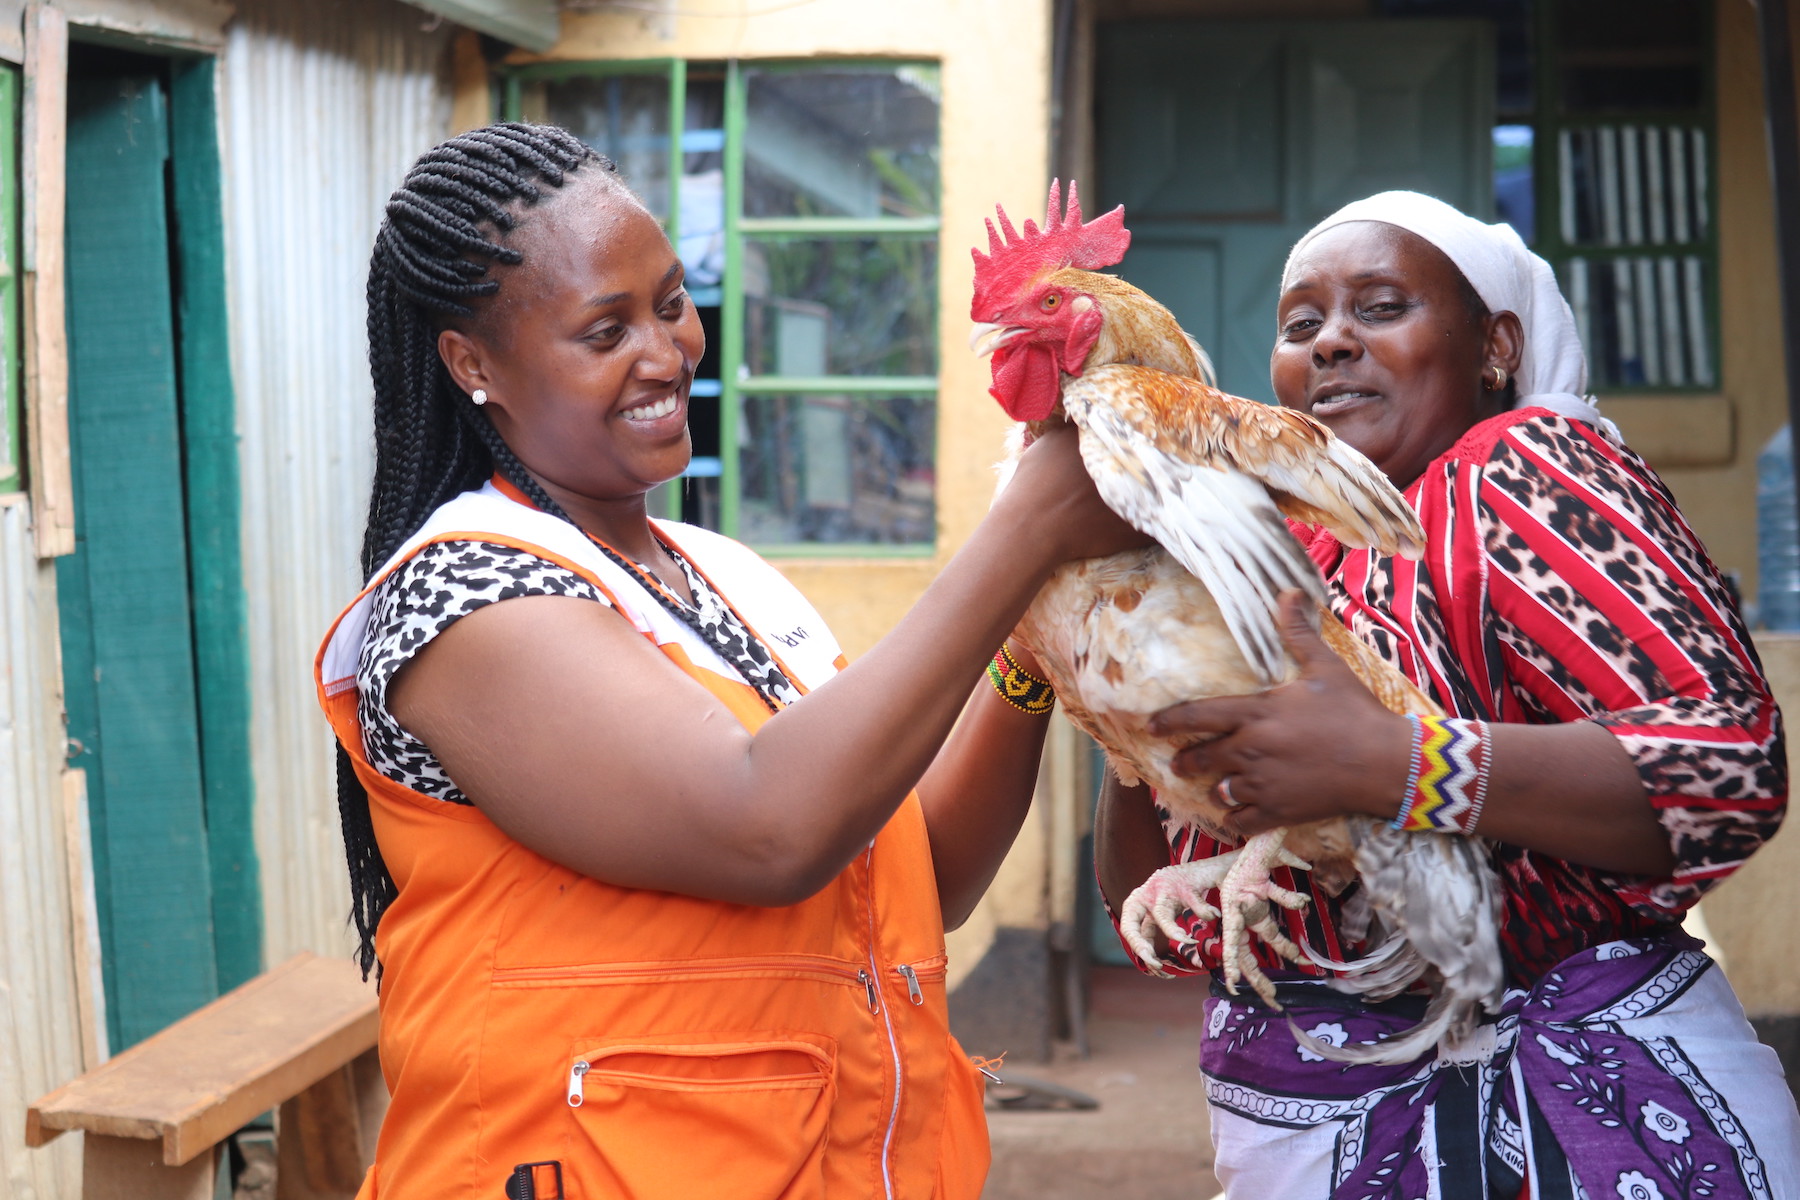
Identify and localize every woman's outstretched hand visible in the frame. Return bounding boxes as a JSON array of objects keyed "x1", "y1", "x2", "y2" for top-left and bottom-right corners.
[
  {"x1": 1000, "y1": 424, "x2": 1153, "y2": 564},
  {"x1": 1149, "y1": 591, "x2": 1411, "y2": 835}
]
